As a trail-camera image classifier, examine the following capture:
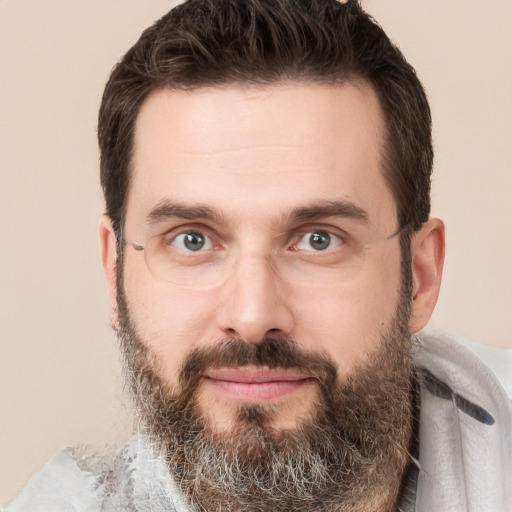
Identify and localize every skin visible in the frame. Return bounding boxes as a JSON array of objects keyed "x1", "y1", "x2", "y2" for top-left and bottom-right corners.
[{"x1": 99, "y1": 80, "x2": 444, "y2": 433}]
